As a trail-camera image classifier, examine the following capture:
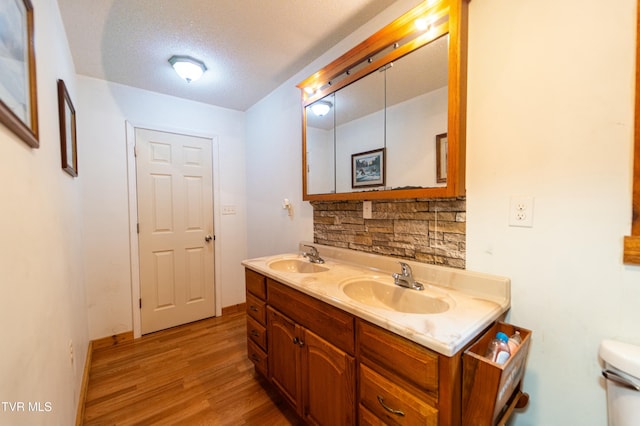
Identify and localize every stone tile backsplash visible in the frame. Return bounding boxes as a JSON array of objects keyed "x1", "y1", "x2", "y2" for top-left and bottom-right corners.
[{"x1": 311, "y1": 198, "x2": 466, "y2": 269}]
